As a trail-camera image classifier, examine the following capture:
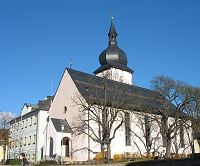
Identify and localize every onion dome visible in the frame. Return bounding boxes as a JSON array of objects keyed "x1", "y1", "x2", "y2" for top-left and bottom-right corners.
[{"x1": 94, "y1": 18, "x2": 133, "y2": 74}]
